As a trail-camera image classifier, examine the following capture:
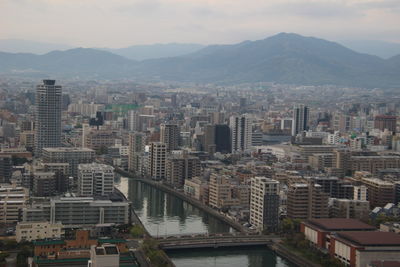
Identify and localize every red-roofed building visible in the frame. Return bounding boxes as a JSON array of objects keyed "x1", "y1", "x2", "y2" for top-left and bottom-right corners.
[
  {"x1": 301, "y1": 218, "x2": 375, "y2": 250},
  {"x1": 330, "y1": 231, "x2": 400, "y2": 267}
]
